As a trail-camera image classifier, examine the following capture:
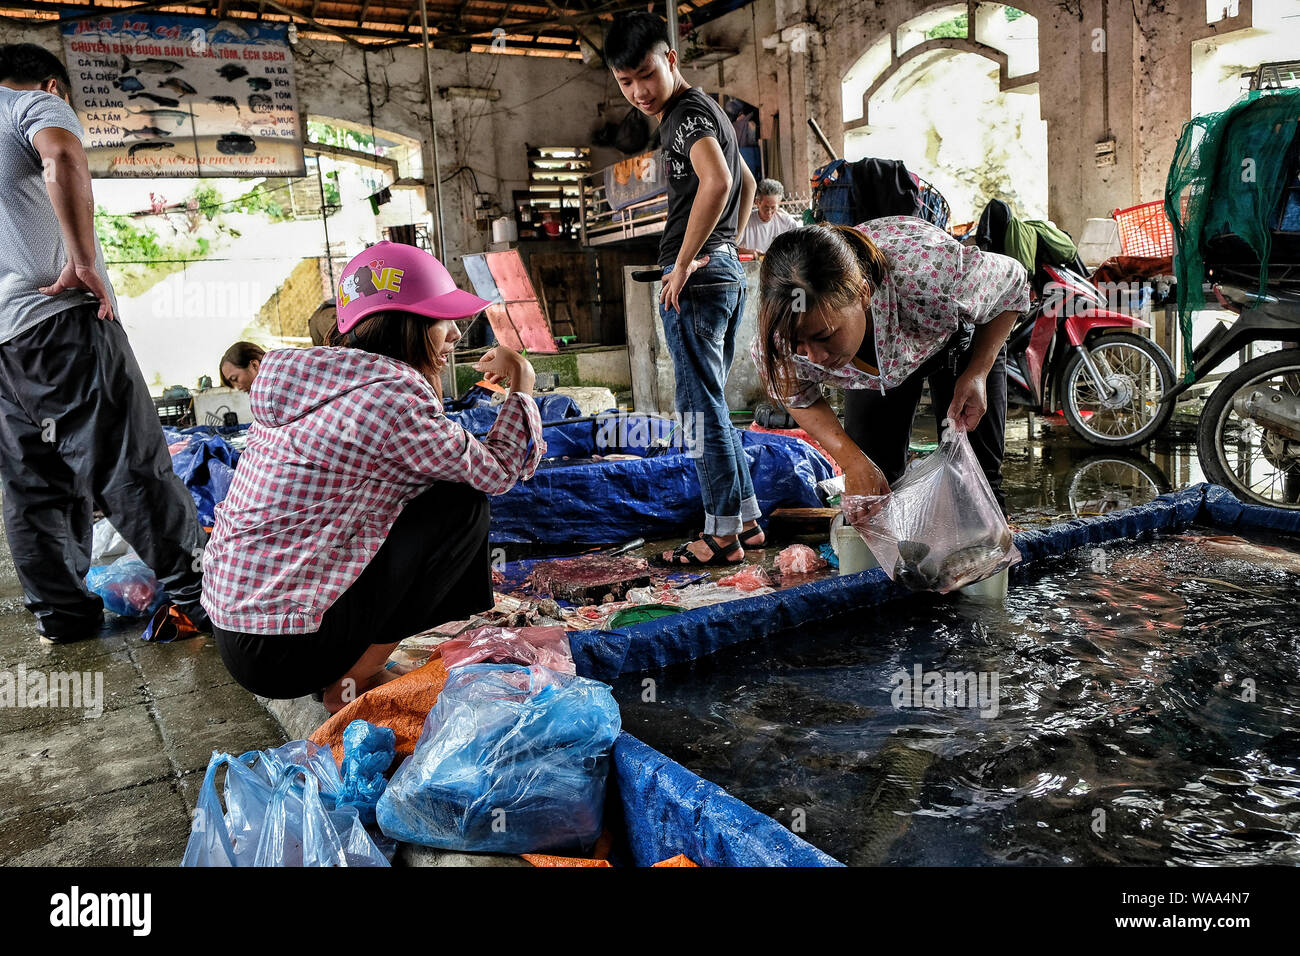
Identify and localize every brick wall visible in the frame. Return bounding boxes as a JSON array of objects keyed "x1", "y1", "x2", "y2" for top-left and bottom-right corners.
[{"x1": 255, "y1": 257, "x2": 335, "y2": 338}]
